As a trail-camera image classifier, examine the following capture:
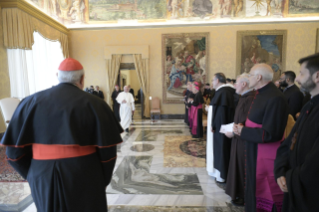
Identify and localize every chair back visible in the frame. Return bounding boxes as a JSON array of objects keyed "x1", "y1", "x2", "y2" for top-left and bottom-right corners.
[
  {"x1": 151, "y1": 97, "x2": 160, "y2": 110},
  {"x1": 285, "y1": 114, "x2": 295, "y2": 138},
  {"x1": 0, "y1": 98, "x2": 20, "y2": 127}
]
